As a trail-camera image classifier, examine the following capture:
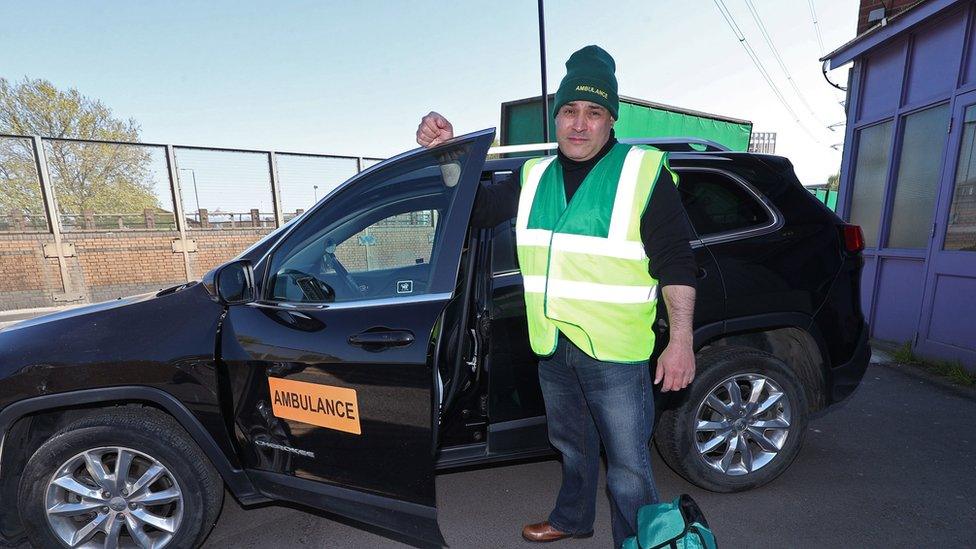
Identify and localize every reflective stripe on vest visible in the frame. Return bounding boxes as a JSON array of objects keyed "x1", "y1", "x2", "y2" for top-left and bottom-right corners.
[{"x1": 515, "y1": 144, "x2": 673, "y2": 362}]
